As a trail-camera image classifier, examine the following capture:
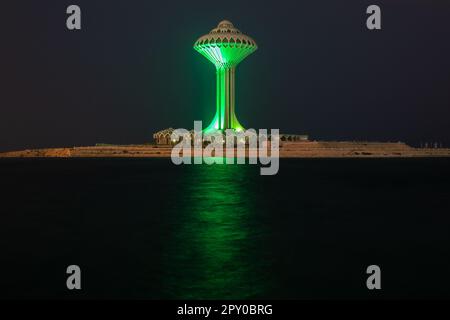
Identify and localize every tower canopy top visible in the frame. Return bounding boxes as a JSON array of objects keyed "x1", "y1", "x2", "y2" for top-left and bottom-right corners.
[
  {"x1": 194, "y1": 20, "x2": 257, "y2": 49},
  {"x1": 214, "y1": 20, "x2": 236, "y2": 31}
]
